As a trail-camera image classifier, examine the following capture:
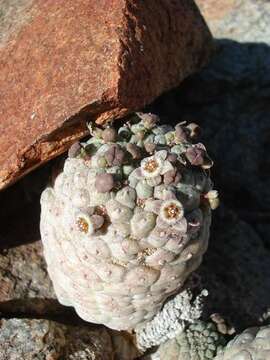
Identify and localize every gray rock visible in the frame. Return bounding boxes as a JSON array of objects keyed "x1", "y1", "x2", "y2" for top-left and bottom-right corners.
[
  {"x1": 197, "y1": 0, "x2": 270, "y2": 43},
  {"x1": 197, "y1": 206, "x2": 270, "y2": 330},
  {"x1": 151, "y1": 9, "x2": 270, "y2": 229},
  {"x1": 175, "y1": 0, "x2": 270, "y2": 213},
  {"x1": 171, "y1": 35, "x2": 270, "y2": 276},
  {"x1": 0, "y1": 318, "x2": 113, "y2": 360},
  {"x1": 0, "y1": 241, "x2": 65, "y2": 317},
  {"x1": 177, "y1": 1, "x2": 270, "y2": 270},
  {"x1": 0, "y1": 318, "x2": 140, "y2": 360},
  {"x1": 0, "y1": 241, "x2": 53, "y2": 299},
  {"x1": 152, "y1": 0, "x2": 270, "y2": 214}
]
